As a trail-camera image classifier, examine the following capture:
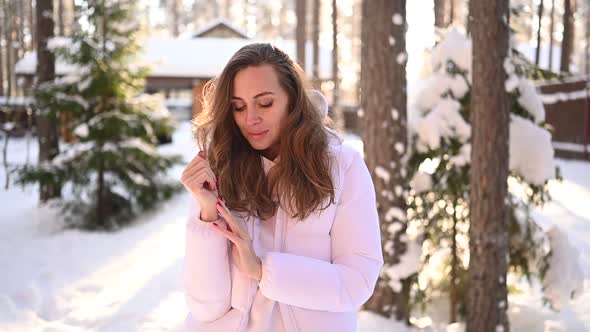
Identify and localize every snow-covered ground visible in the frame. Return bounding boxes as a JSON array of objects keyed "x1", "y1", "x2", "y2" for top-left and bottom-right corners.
[{"x1": 0, "y1": 122, "x2": 588, "y2": 332}]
